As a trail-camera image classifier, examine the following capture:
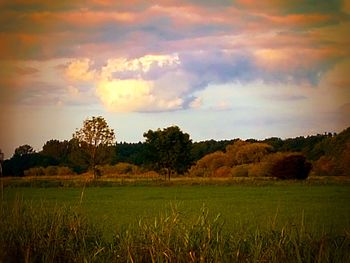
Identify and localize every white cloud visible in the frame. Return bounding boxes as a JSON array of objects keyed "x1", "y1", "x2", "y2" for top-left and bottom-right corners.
[
  {"x1": 100, "y1": 54, "x2": 180, "y2": 80},
  {"x1": 96, "y1": 78, "x2": 184, "y2": 112},
  {"x1": 96, "y1": 79, "x2": 154, "y2": 112},
  {"x1": 62, "y1": 54, "x2": 191, "y2": 112}
]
